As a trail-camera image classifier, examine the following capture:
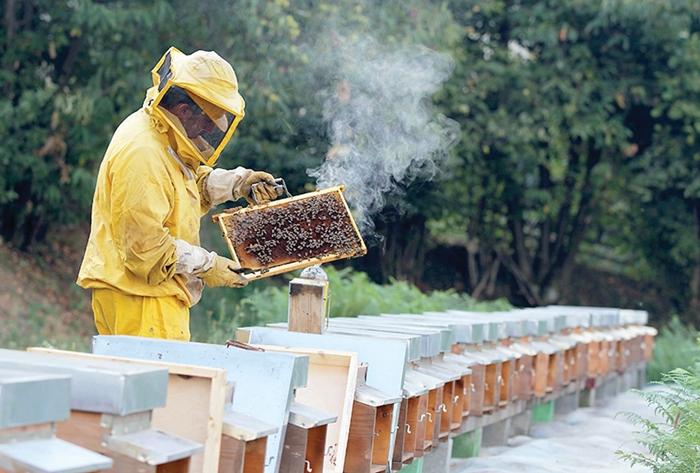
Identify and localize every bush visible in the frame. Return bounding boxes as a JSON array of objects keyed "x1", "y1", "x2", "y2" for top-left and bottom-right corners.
[
  {"x1": 190, "y1": 266, "x2": 510, "y2": 344},
  {"x1": 647, "y1": 317, "x2": 700, "y2": 382}
]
